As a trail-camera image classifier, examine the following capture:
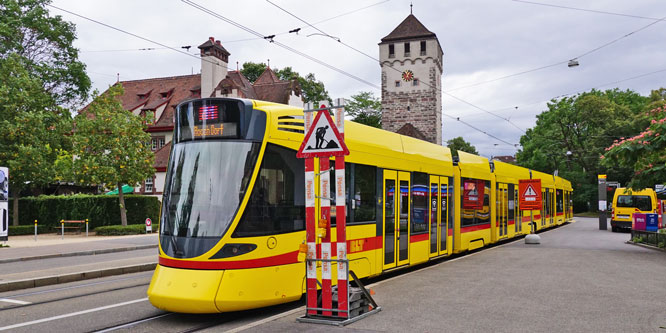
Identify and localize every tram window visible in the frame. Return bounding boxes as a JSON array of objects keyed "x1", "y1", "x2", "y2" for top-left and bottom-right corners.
[
  {"x1": 411, "y1": 172, "x2": 428, "y2": 234},
  {"x1": 556, "y1": 189, "x2": 563, "y2": 213},
  {"x1": 508, "y1": 184, "x2": 515, "y2": 221},
  {"x1": 352, "y1": 164, "x2": 376, "y2": 222},
  {"x1": 461, "y1": 178, "x2": 491, "y2": 227},
  {"x1": 234, "y1": 144, "x2": 305, "y2": 237}
]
